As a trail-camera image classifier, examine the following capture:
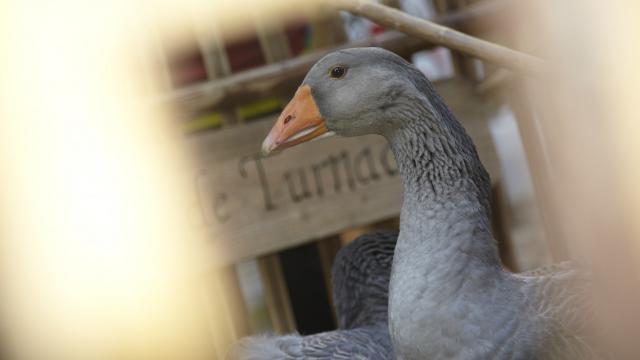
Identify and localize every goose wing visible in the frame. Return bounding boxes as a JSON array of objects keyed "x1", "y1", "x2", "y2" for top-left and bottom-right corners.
[
  {"x1": 227, "y1": 326, "x2": 393, "y2": 360},
  {"x1": 332, "y1": 230, "x2": 397, "y2": 329},
  {"x1": 228, "y1": 230, "x2": 397, "y2": 359}
]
